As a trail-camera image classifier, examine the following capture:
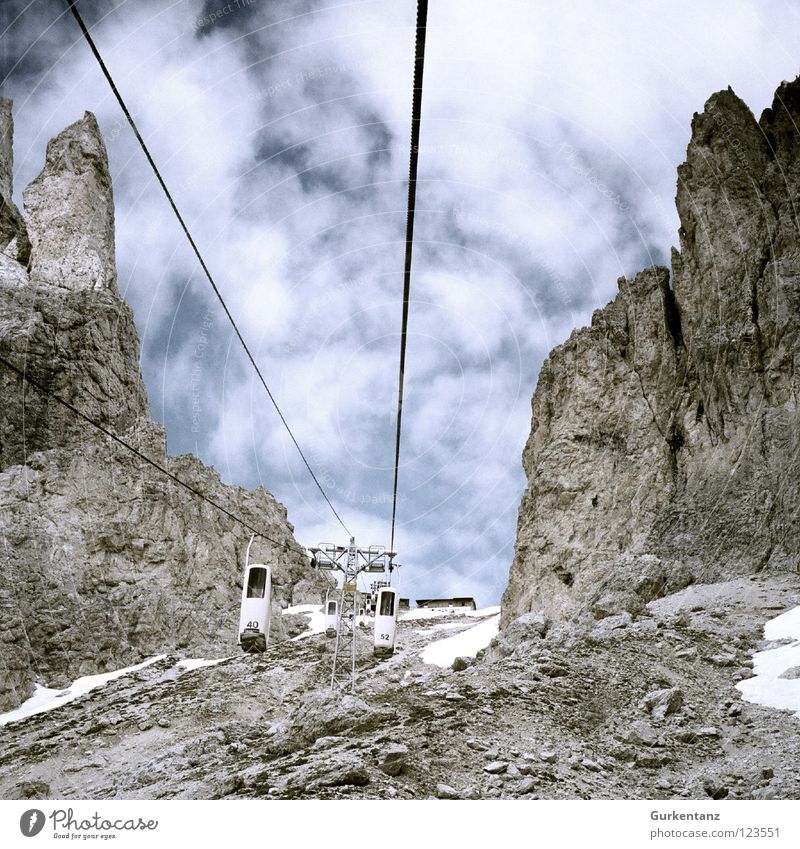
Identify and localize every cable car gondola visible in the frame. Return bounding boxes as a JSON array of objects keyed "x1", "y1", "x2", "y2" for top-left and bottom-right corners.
[
  {"x1": 325, "y1": 596, "x2": 339, "y2": 637},
  {"x1": 238, "y1": 535, "x2": 272, "y2": 653},
  {"x1": 373, "y1": 586, "x2": 398, "y2": 656}
]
